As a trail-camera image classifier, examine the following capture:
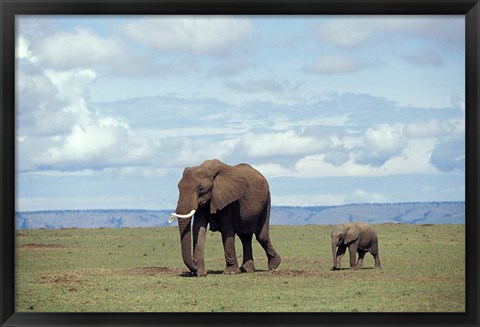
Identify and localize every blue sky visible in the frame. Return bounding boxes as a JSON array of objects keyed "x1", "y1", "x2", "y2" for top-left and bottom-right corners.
[{"x1": 15, "y1": 15, "x2": 465, "y2": 211}]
